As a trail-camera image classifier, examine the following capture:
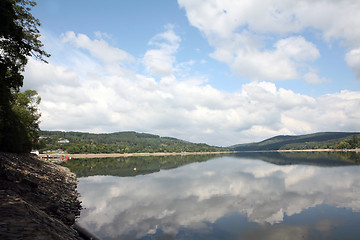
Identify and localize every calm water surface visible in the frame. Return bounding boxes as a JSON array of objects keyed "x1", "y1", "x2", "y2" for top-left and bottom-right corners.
[{"x1": 73, "y1": 153, "x2": 360, "y2": 240}]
